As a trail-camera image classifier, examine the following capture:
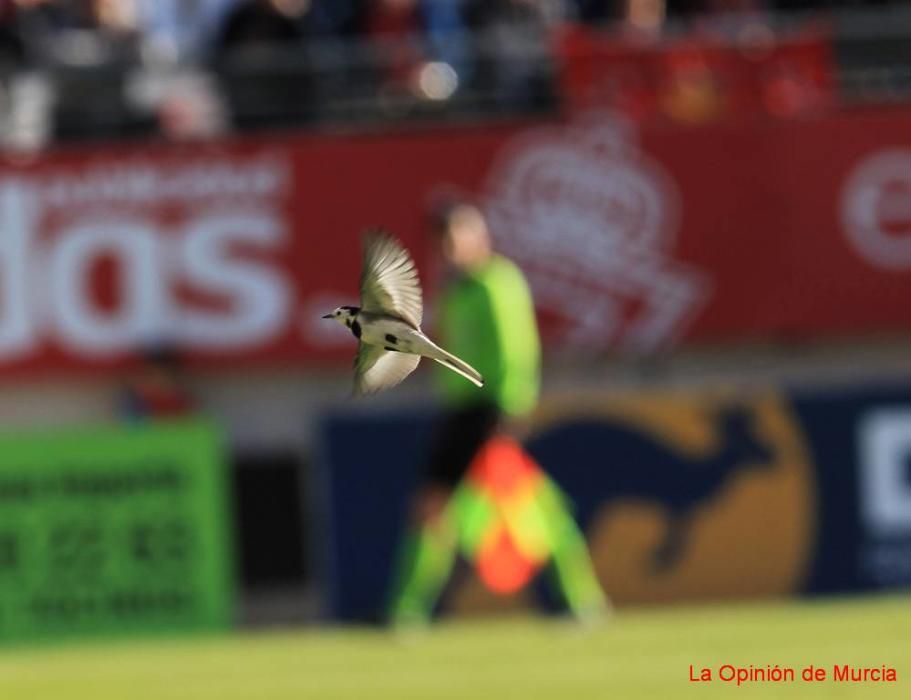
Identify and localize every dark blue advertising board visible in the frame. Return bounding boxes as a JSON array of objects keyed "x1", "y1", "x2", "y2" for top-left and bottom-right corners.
[{"x1": 316, "y1": 384, "x2": 911, "y2": 621}]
